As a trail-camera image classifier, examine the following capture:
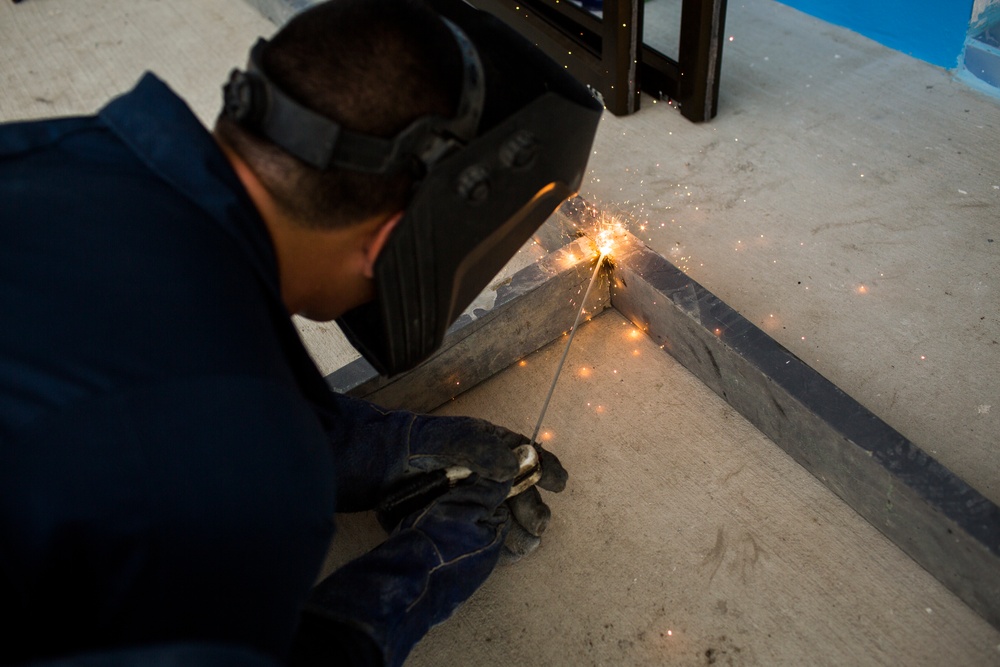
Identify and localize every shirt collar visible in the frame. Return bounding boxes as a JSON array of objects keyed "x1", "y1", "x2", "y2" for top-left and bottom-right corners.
[{"x1": 98, "y1": 73, "x2": 283, "y2": 302}]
